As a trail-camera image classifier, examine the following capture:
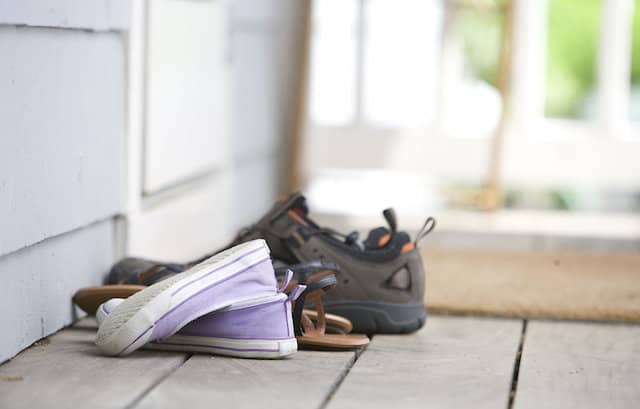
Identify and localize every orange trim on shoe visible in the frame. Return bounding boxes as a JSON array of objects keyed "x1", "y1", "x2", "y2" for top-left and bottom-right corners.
[
  {"x1": 288, "y1": 210, "x2": 309, "y2": 226},
  {"x1": 401, "y1": 242, "x2": 415, "y2": 254},
  {"x1": 377, "y1": 234, "x2": 391, "y2": 247}
]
